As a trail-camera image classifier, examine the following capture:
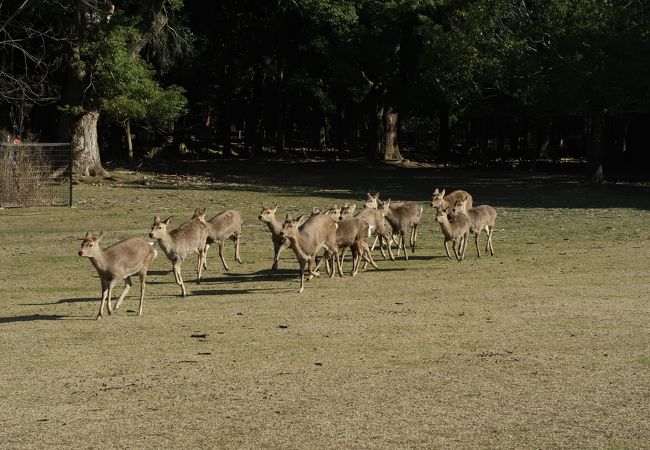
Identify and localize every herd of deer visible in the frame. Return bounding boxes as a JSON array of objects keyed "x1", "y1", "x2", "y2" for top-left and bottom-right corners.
[{"x1": 78, "y1": 188, "x2": 497, "y2": 320}]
